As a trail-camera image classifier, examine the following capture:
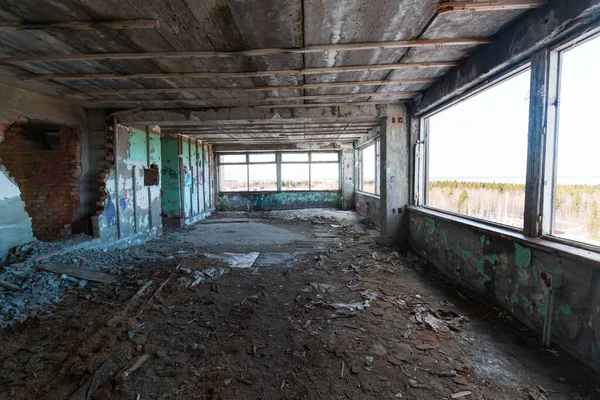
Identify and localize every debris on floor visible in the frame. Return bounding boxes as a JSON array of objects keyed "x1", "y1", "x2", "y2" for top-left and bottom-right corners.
[{"x1": 0, "y1": 211, "x2": 598, "y2": 399}]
